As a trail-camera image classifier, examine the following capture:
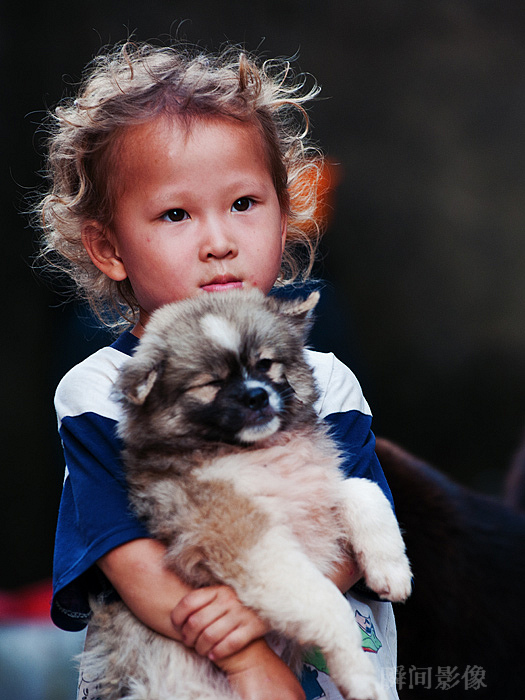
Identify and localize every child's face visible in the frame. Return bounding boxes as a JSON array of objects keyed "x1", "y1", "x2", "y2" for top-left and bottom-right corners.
[{"x1": 86, "y1": 115, "x2": 286, "y2": 332}]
